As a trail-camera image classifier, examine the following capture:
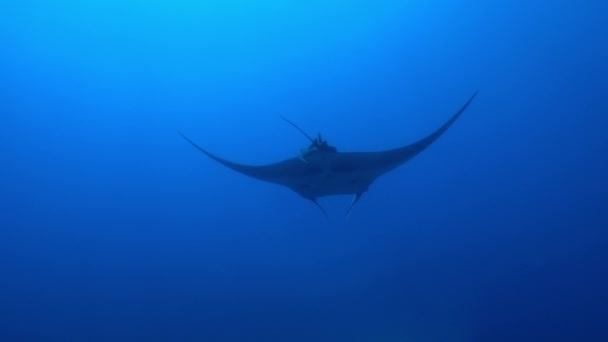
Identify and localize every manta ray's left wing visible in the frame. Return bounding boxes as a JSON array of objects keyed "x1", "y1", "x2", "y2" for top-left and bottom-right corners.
[{"x1": 179, "y1": 132, "x2": 315, "y2": 186}]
